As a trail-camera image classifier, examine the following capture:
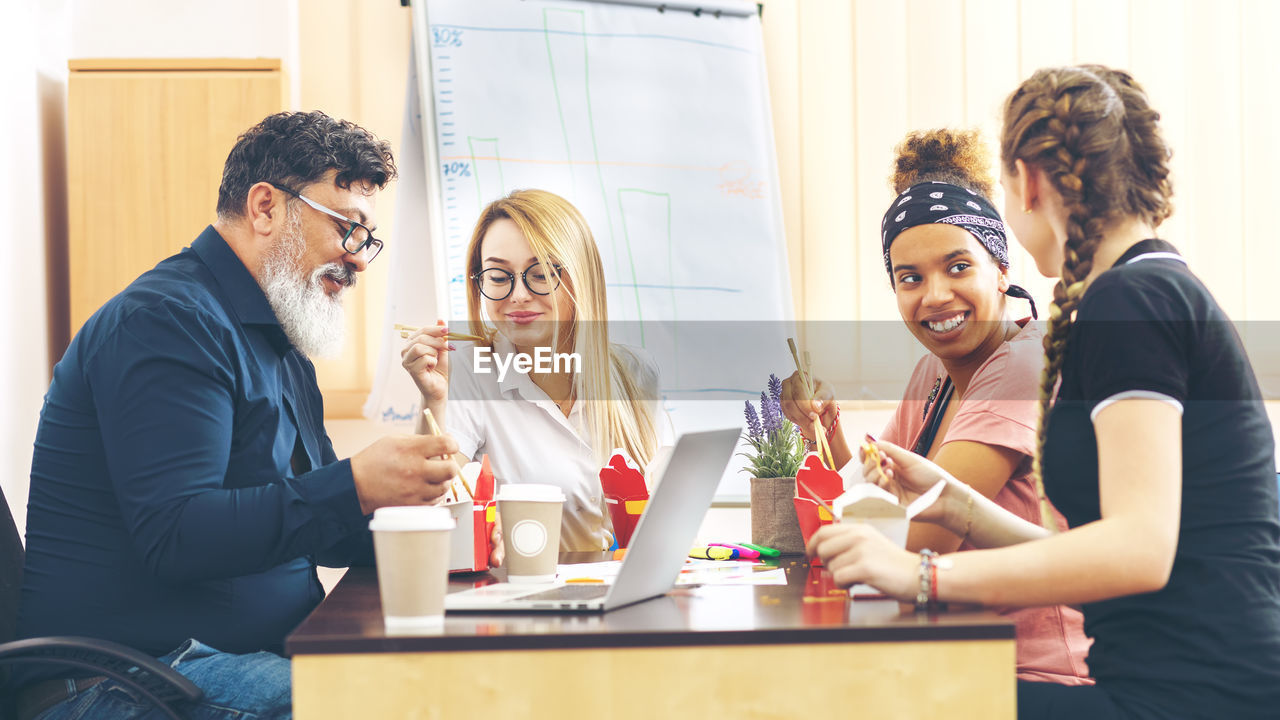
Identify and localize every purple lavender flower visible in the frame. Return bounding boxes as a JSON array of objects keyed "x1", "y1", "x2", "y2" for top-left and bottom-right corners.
[
  {"x1": 738, "y1": 375, "x2": 805, "y2": 479},
  {"x1": 767, "y1": 373, "x2": 784, "y2": 404},
  {"x1": 760, "y1": 390, "x2": 783, "y2": 434},
  {"x1": 744, "y1": 400, "x2": 762, "y2": 440}
]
